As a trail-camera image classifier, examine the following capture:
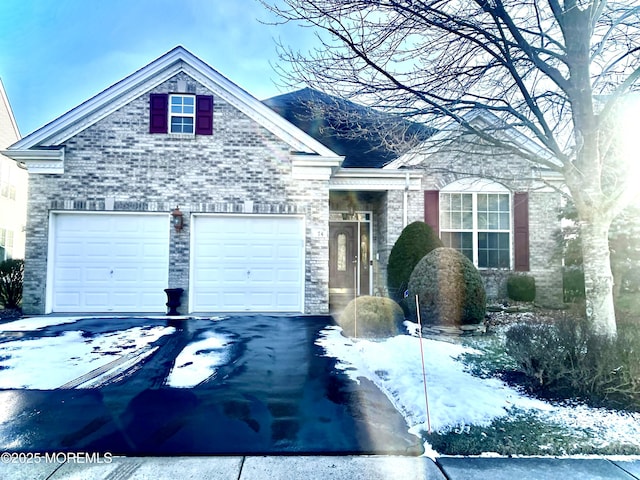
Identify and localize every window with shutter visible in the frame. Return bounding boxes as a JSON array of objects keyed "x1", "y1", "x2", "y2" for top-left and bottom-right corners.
[
  {"x1": 149, "y1": 94, "x2": 168, "y2": 133},
  {"x1": 513, "y1": 192, "x2": 530, "y2": 271},
  {"x1": 424, "y1": 190, "x2": 440, "y2": 233},
  {"x1": 195, "y1": 95, "x2": 213, "y2": 135},
  {"x1": 149, "y1": 94, "x2": 214, "y2": 135}
]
